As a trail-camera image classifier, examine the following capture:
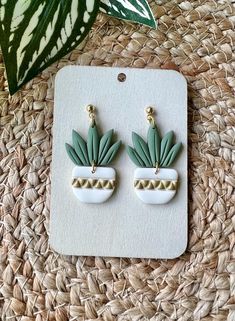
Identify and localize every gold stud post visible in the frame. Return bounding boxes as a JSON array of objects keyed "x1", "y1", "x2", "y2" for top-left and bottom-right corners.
[
  {"x1": 146, "y1": 106, "x2": 153, "y2": 114},
  {"x1": 145, "y1": 106, "x2": 155, "y2": 127},
  {"x1": 86, "y1": 104, "x2": 95, "y2": 113},
  {"x1": 86, "y1": 104, "x2": 96, "y2": 127}
]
